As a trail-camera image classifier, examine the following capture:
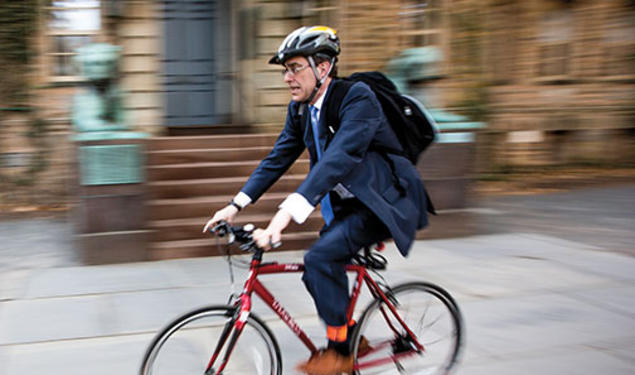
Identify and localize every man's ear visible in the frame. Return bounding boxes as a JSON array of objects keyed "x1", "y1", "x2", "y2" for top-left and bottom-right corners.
[{"x1": 319, "y1": 61, "x2": 331, "y2": 79}]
